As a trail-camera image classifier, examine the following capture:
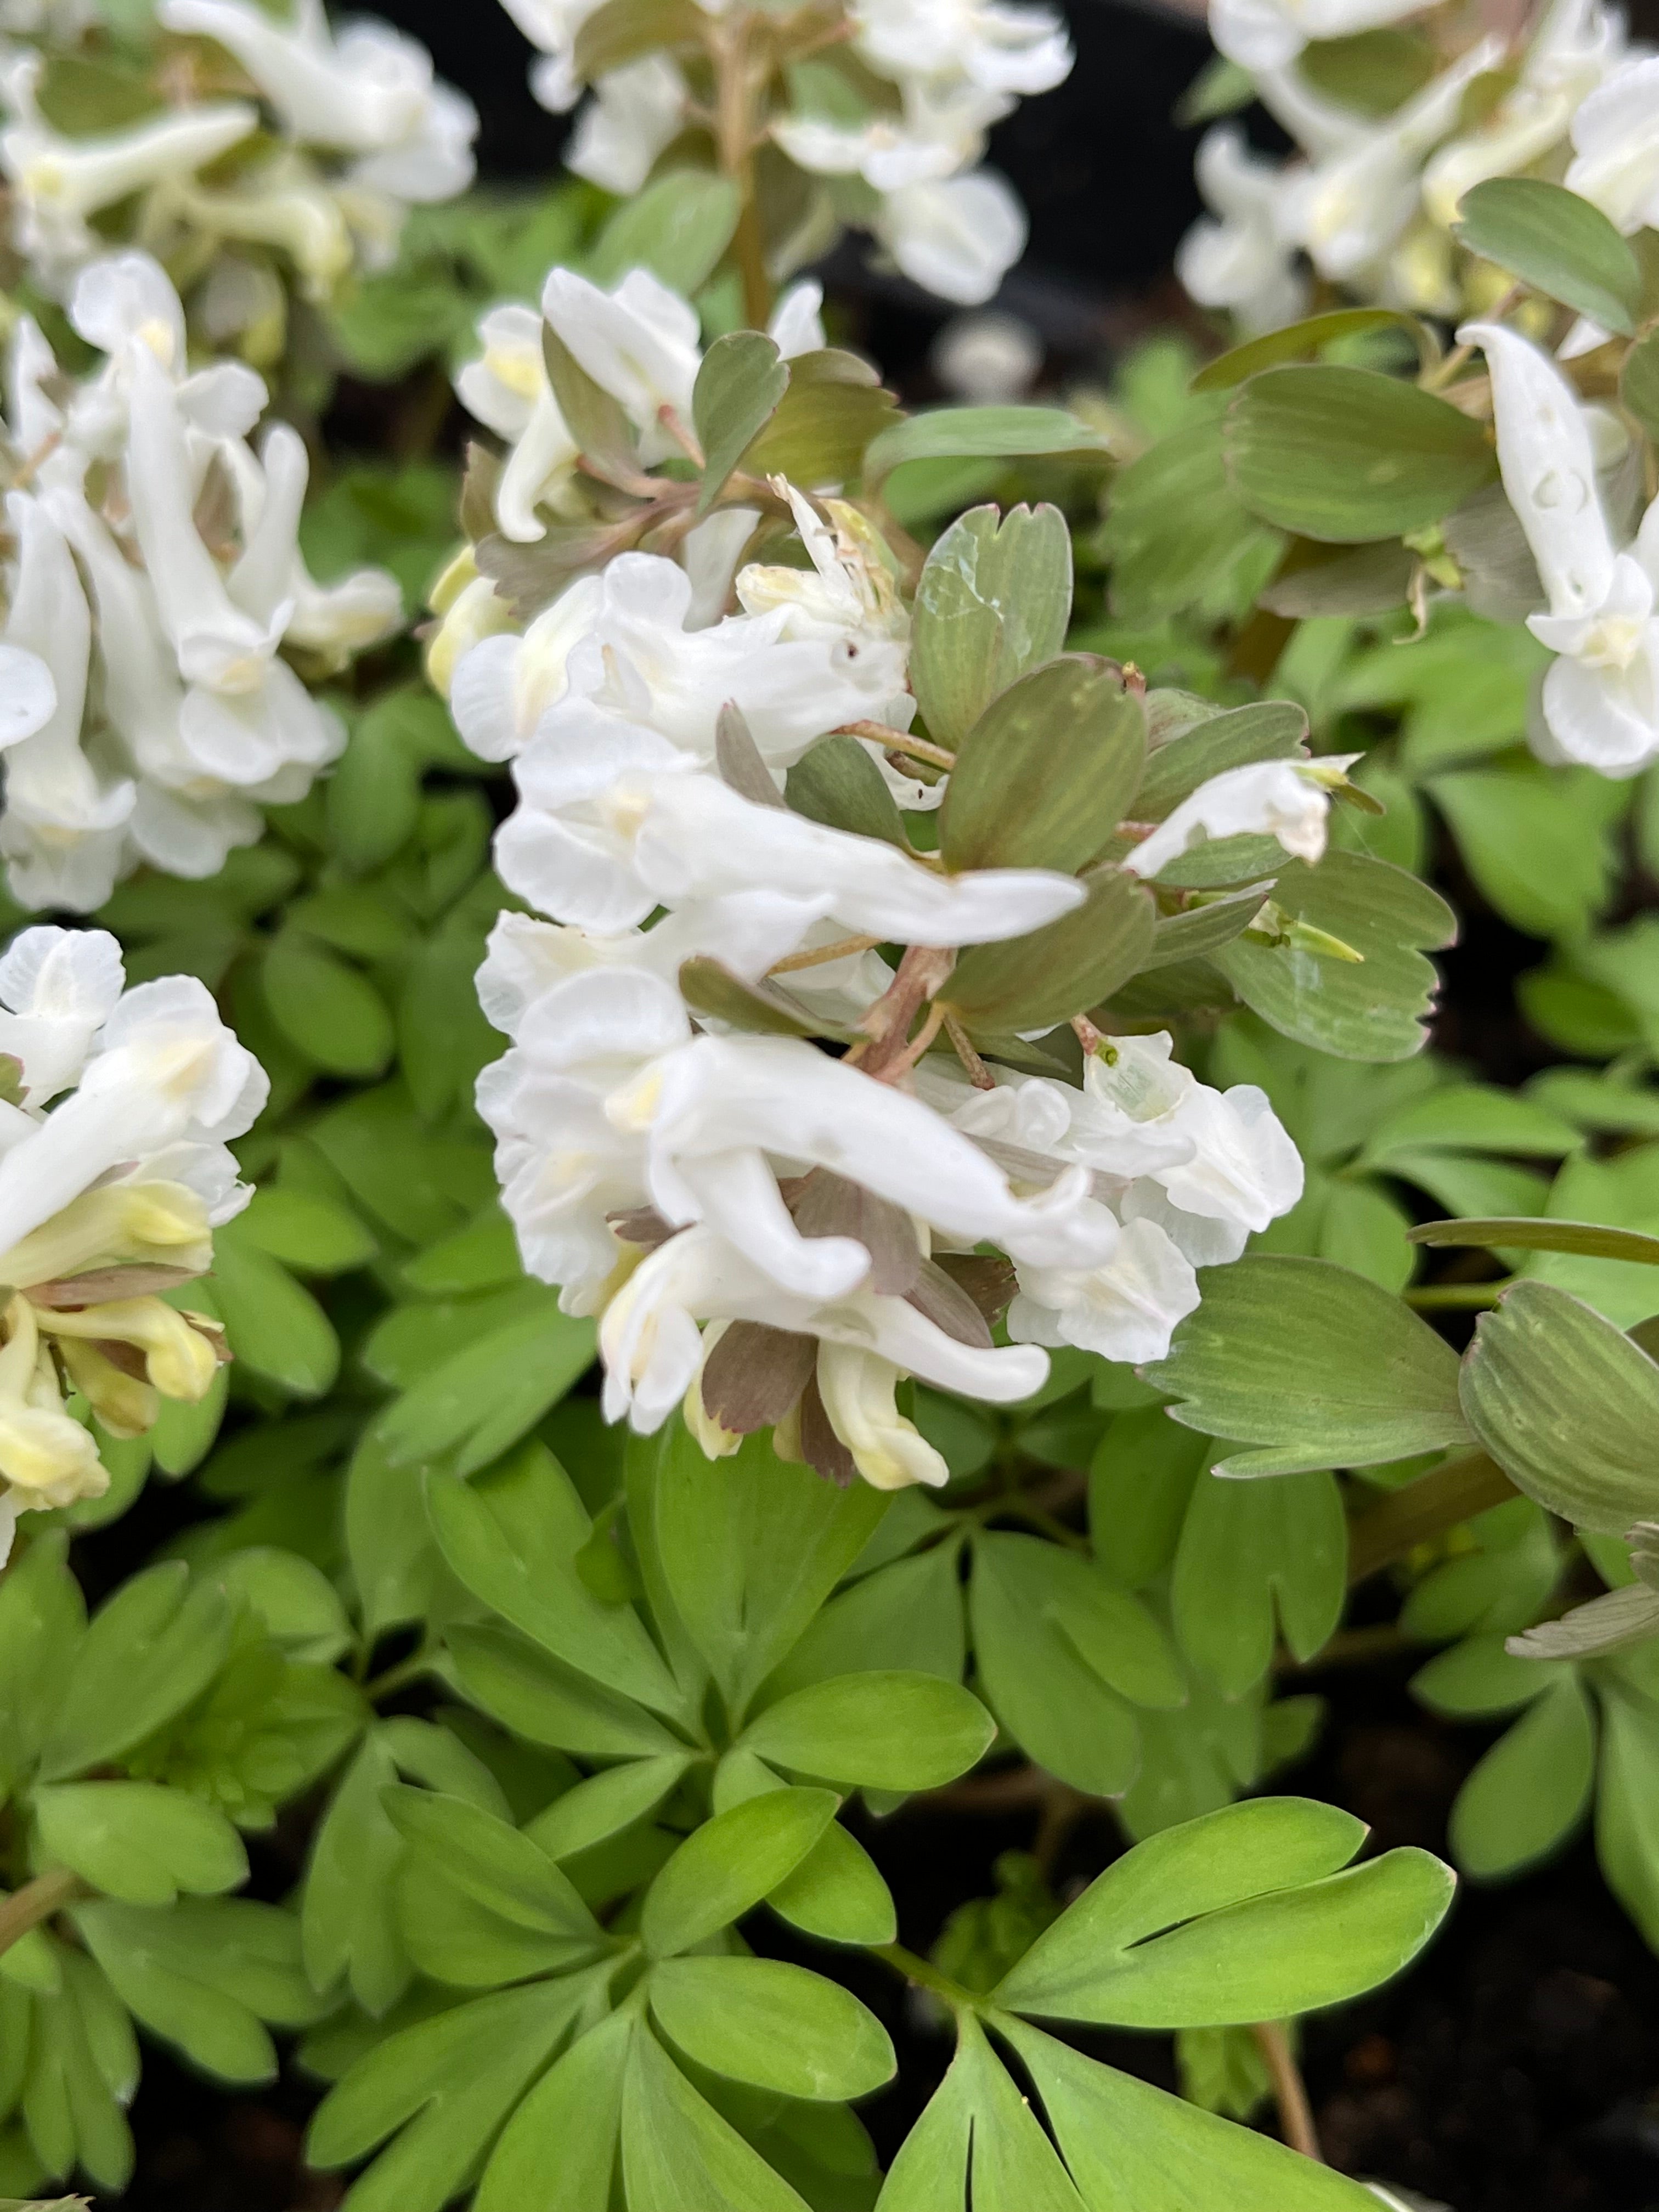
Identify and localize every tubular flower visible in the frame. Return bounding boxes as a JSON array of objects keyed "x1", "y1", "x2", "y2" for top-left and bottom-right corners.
[{"x1": 0, "y1": 925, "x2": 265, "y2": 1560}]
